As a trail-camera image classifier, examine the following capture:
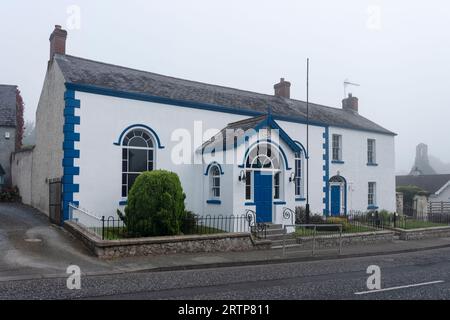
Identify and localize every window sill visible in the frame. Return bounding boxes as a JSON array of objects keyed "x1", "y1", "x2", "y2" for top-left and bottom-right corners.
[
  {"x1": 274, "y1": 201, "x2": 286, "y2": 205},
  {"x1": 331, "y1": 160, "x2": 345, "y2": 164},
  {"x1": 295, "y1": 198, "x2": 306, "y2": 202},
  {"x1": 367, "y1": 163, "x2": 378, "y2": 166},
  {"x1": 206, "y1": 200, "x2": 221, "y2": 205},
  {"x1": 367, "y1": 205, "x2": 379, "y2": 210}
]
